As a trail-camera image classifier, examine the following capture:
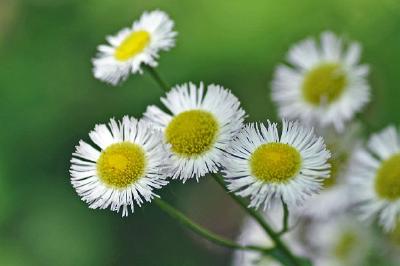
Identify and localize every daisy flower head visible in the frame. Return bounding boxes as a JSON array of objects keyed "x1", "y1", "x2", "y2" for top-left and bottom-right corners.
[
  {"x1": 349, "y1": 125, "x2": 400, "y2": 231},
  {"x1": 306, "y1": 215, "x2": 373, "y2": 266},
  {"x1": 222, "y1": 120, "x2": 331, "y2": 209},
  {"x1": 143, "y1": 82, "x2": 246, "y2": 182},
  {"x1": 272, "y1": 31, "x2": 370, "y2": 131},
  {"x1": 70, "y1": 116, "x2": 170, "y2": 217},
  {"x1": 92, "y1": 10, "x2": 177, "y2": 85}
]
